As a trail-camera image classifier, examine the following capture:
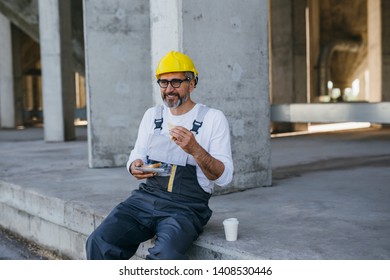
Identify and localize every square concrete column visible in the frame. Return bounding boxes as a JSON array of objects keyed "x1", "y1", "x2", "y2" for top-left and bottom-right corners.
[
  {"x1": 368, "y1": 0, "x2": 382, "y2": 102},
  {"x1": 11, "y1": 25, "x2": 25, "y2": 127},
  {"x1": 151, "y1": 0, "x2": 272, "y2": 192},
  {"x1": 269, "y1": 0, "x2": 309, "y2": 132},
  {"x1": 307, "y1": 0, "x2": 320, "y2": 101},
  {"x1": 367, "y1": 0, "x2": 390, "y2": 102},
  {"x1": 38, "y1": 0, "x2": 75, "y2": 141},
  {"x1": 83, "y1": 0, "x2": 152, "y2": 167},
  {"x1": 381, "y1": 0, "x2": 390, "y2": 101},
  {"x1": 0, "y1": 12, "x2": 15, "y2": 128},
  {"x1": 150, "y1": 0, "x2": 183, "y2": 104},
  {"x1": 270, "y1": 0, "x2": 307, "y2": 104}
]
